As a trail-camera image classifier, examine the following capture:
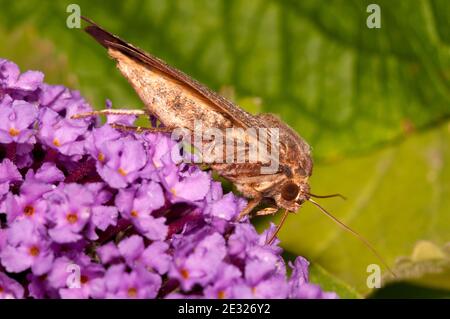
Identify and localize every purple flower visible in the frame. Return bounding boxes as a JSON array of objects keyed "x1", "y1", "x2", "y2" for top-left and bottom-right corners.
[
  {"x1": 117, "y1": 235, "x2": 145, "y2": 267},
  {"x1": 288, "y1": 257, "x2": 338, "y2": 299},
  {"x1": 4, "y1": 167, "x2": 57, "y2": 224},
  {"x1": 45, "y1": 184, "x2": 94, "y2": 243},
  {"x1": 224, "y1": 245, "x2": 289, "y2": 299},
  {"x1": 203, "y1": 263, "x2": 242, "y2": 299},
  {"x1": 105, "y1": 102, "x2": 137, "y2": 126},
  {"x1": 48, "y1": 255, "x2": 105, "y2": 299},
  {"x1": 245, "y1": 246, "x2": 285, "y2": 285},
  {"x1": 38, "y1": 84, "x2": 91, "y2": 116},
  {"x1": 0, "y1": 271, "x2": 24, "y2": 299},
  {"x1": 27, "y1": 273, "x2": 59, "y2": 299},
  {"x1": 0, "y1": 58, "x2": 339, "y2": 299},
  {"x1": 115, "y1": 181, "x2": 167, "y2": 240},
  {"x1": 0, "y1": 58, "x2": 43, "y2": 93},
  {"x1": 205, "y1": 191, "x2": 247, "y2": 221},
  {"x1": 5, "y1": 189, "x2": 48, "y2": 225},
  {"x1": 85, "y1": 125, "x2": 122, "y2": 162},
  {"x1": 98, "y1": 264, "x2": 161, "y2": 299},
  {"x1": 232, "y1": 275, "x2": 289, "y2": 299},
  {"x1": 38, "y1": 84, "x2": 67, "y2": 110},
  {"x1": 14, "y1": 143, "x2": 34, "y2": 169},
  {"x1": 34, "y1": 162, "x2": 65, "y2": 183},
  {"x1": 97, "y1": 242, "x2": 121, "y2": 264},
  {"x1": 141, "y1": 241, "x2": 171, "y2": 275},
  {"x1": 0, "y1": 96, "x2": 38, "y2": 144},
  {"x1": 0, "y1": 158, "x2": 22, "y2": 198},
  {"x1": 38, "y1": 108, "x2": 87, "y2": 156},
  {"x1": 0, "y1": 229, "x2": 6, "y2": 251},
  {"x1": 146, "y1": 132, "x2": 181, "y2": 169},
  {"x1": 163, "y1": 166, "x2": 211, "y2": 202},
  {"x1": 95, "y1": 136, "x2": 147, "y2": 188},
  {"x1": 0, "y1": 219, "x2": 54, "y2": 275},
  {"x1": 227, "y1": 223, "x2": 260, "y2": 259},
  {"x1": 289, "y1": 256, "x2": 309, "y2": 289},
  {"x1": 116, "y1": 235, "x2": 171, "y2": 275},
  {"x1": 170, "y1": 231, "x2": 227, "y2": 291},
  {"x1": 91, "y1": 206, "x2": 118, "y2": 232}
]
